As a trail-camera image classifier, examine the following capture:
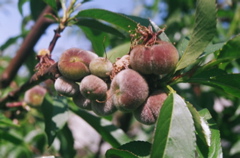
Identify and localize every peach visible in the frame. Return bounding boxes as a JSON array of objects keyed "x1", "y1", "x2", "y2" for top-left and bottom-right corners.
[
  {"x1": 54, "y1": 76, "x2": 79, "y2": 97},
  {"x1": 89, "y1": 57, "x2": 113, "y2": 78},
  {"x1": 133, "y1": 90, "x2": 168, "y2": 125},
  {"x1": 58, "y1": 48, "x2": 98, "y2": 80},
  {"x1": 130, "y1": 41, "x2": 179, "y2": 75},
  {"x1": 24, "y1": 85, "x2": 47, "y2": 106},
  {"x1": 80, "y1": 75, "x2": 108, "y2": 101},
  {"x1": 110, "y1": 69, "x2": 149, "y2": 112}
]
